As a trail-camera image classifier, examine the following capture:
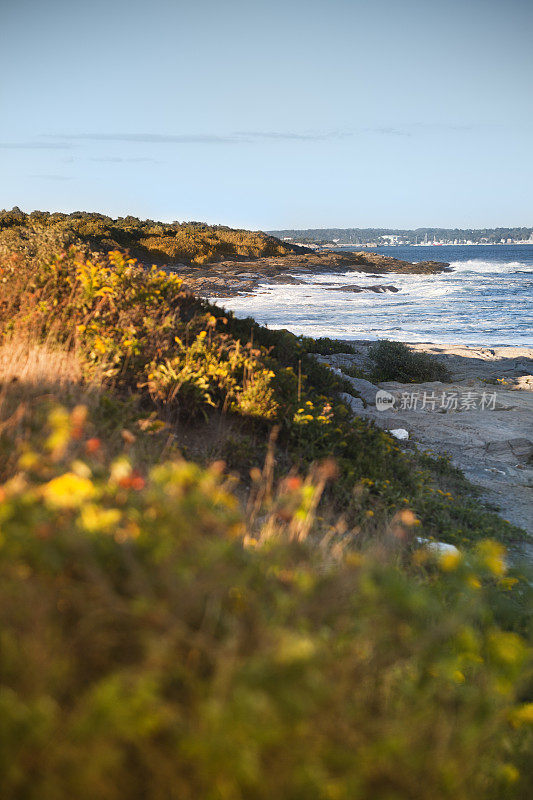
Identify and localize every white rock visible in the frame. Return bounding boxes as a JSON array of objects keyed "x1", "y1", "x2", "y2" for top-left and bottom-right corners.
[
  {"x1": 388, "y1": 428, "x2": 409, "y2": 440},
  {"x1": 416, "y1": 538, "x2": 460, "y2": 556}
]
